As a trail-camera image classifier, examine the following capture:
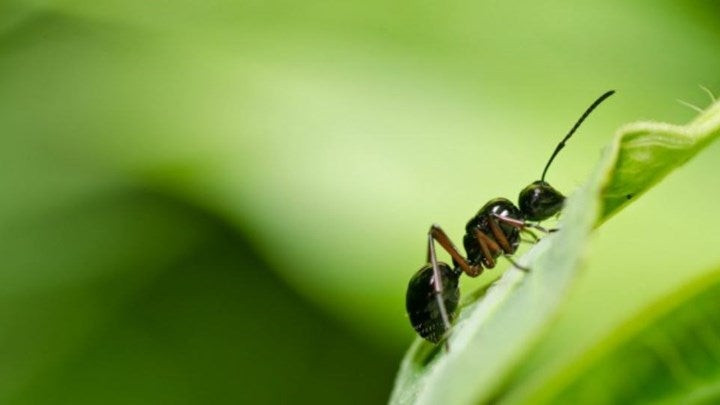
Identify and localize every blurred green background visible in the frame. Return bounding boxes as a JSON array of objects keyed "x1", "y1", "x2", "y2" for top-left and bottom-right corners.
[{"x1": 1, "y1": 0, "x2": 719, "y2": 403}]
